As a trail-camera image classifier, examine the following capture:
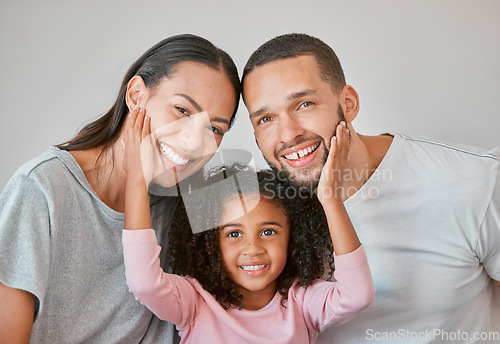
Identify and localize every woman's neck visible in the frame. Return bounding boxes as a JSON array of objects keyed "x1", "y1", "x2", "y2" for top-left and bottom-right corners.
[{"x1": 70, "y1": 142, "x2": 128, "y2": 212}]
